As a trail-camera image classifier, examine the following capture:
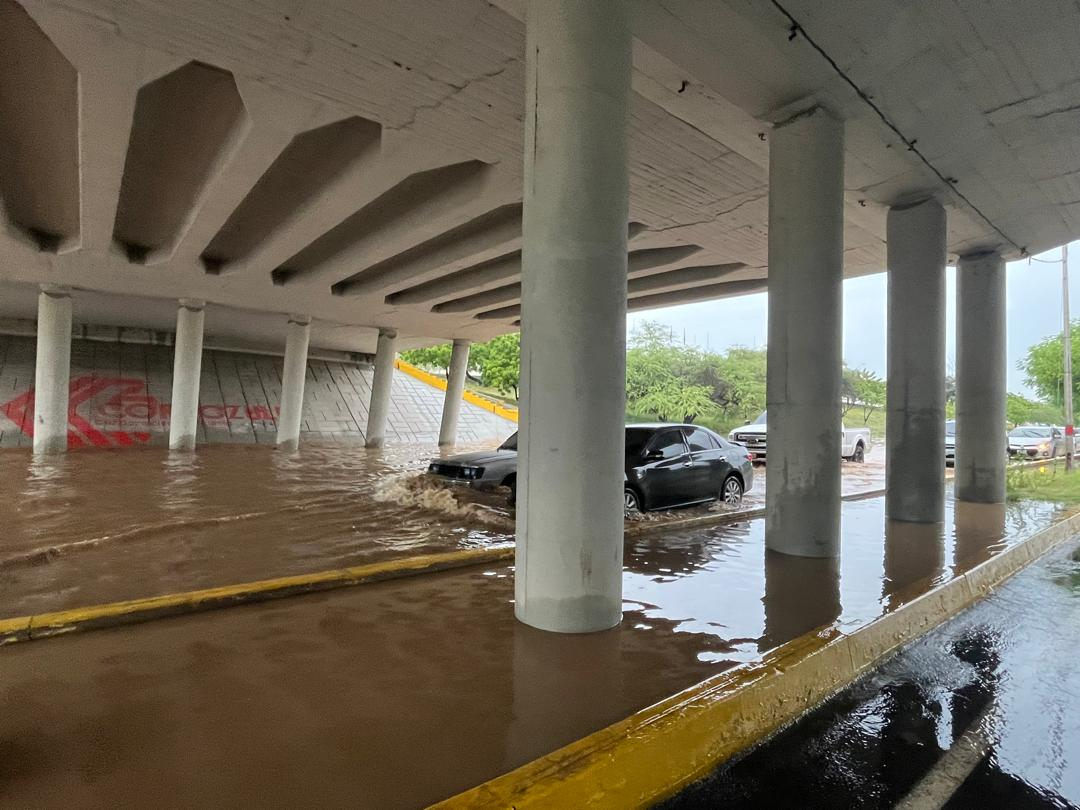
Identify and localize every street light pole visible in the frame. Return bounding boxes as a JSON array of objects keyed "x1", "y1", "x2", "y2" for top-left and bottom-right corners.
[{"x1": 1063, "y1": 244, "x2": 1074, "y2": 471}]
